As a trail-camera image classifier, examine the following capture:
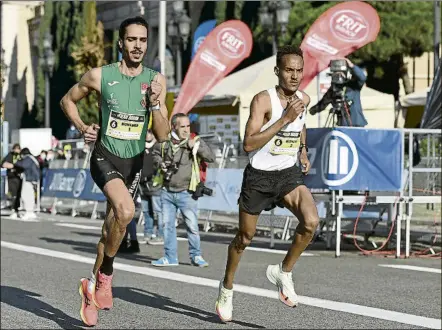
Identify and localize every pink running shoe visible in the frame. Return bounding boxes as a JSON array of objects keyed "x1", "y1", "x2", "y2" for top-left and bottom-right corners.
[
  {"x1": 78, "y1": 278, "x2": 98, "y2": 326},
  {"x1": 93, "y1": 271, "x2": 113, "y2": 310}
]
